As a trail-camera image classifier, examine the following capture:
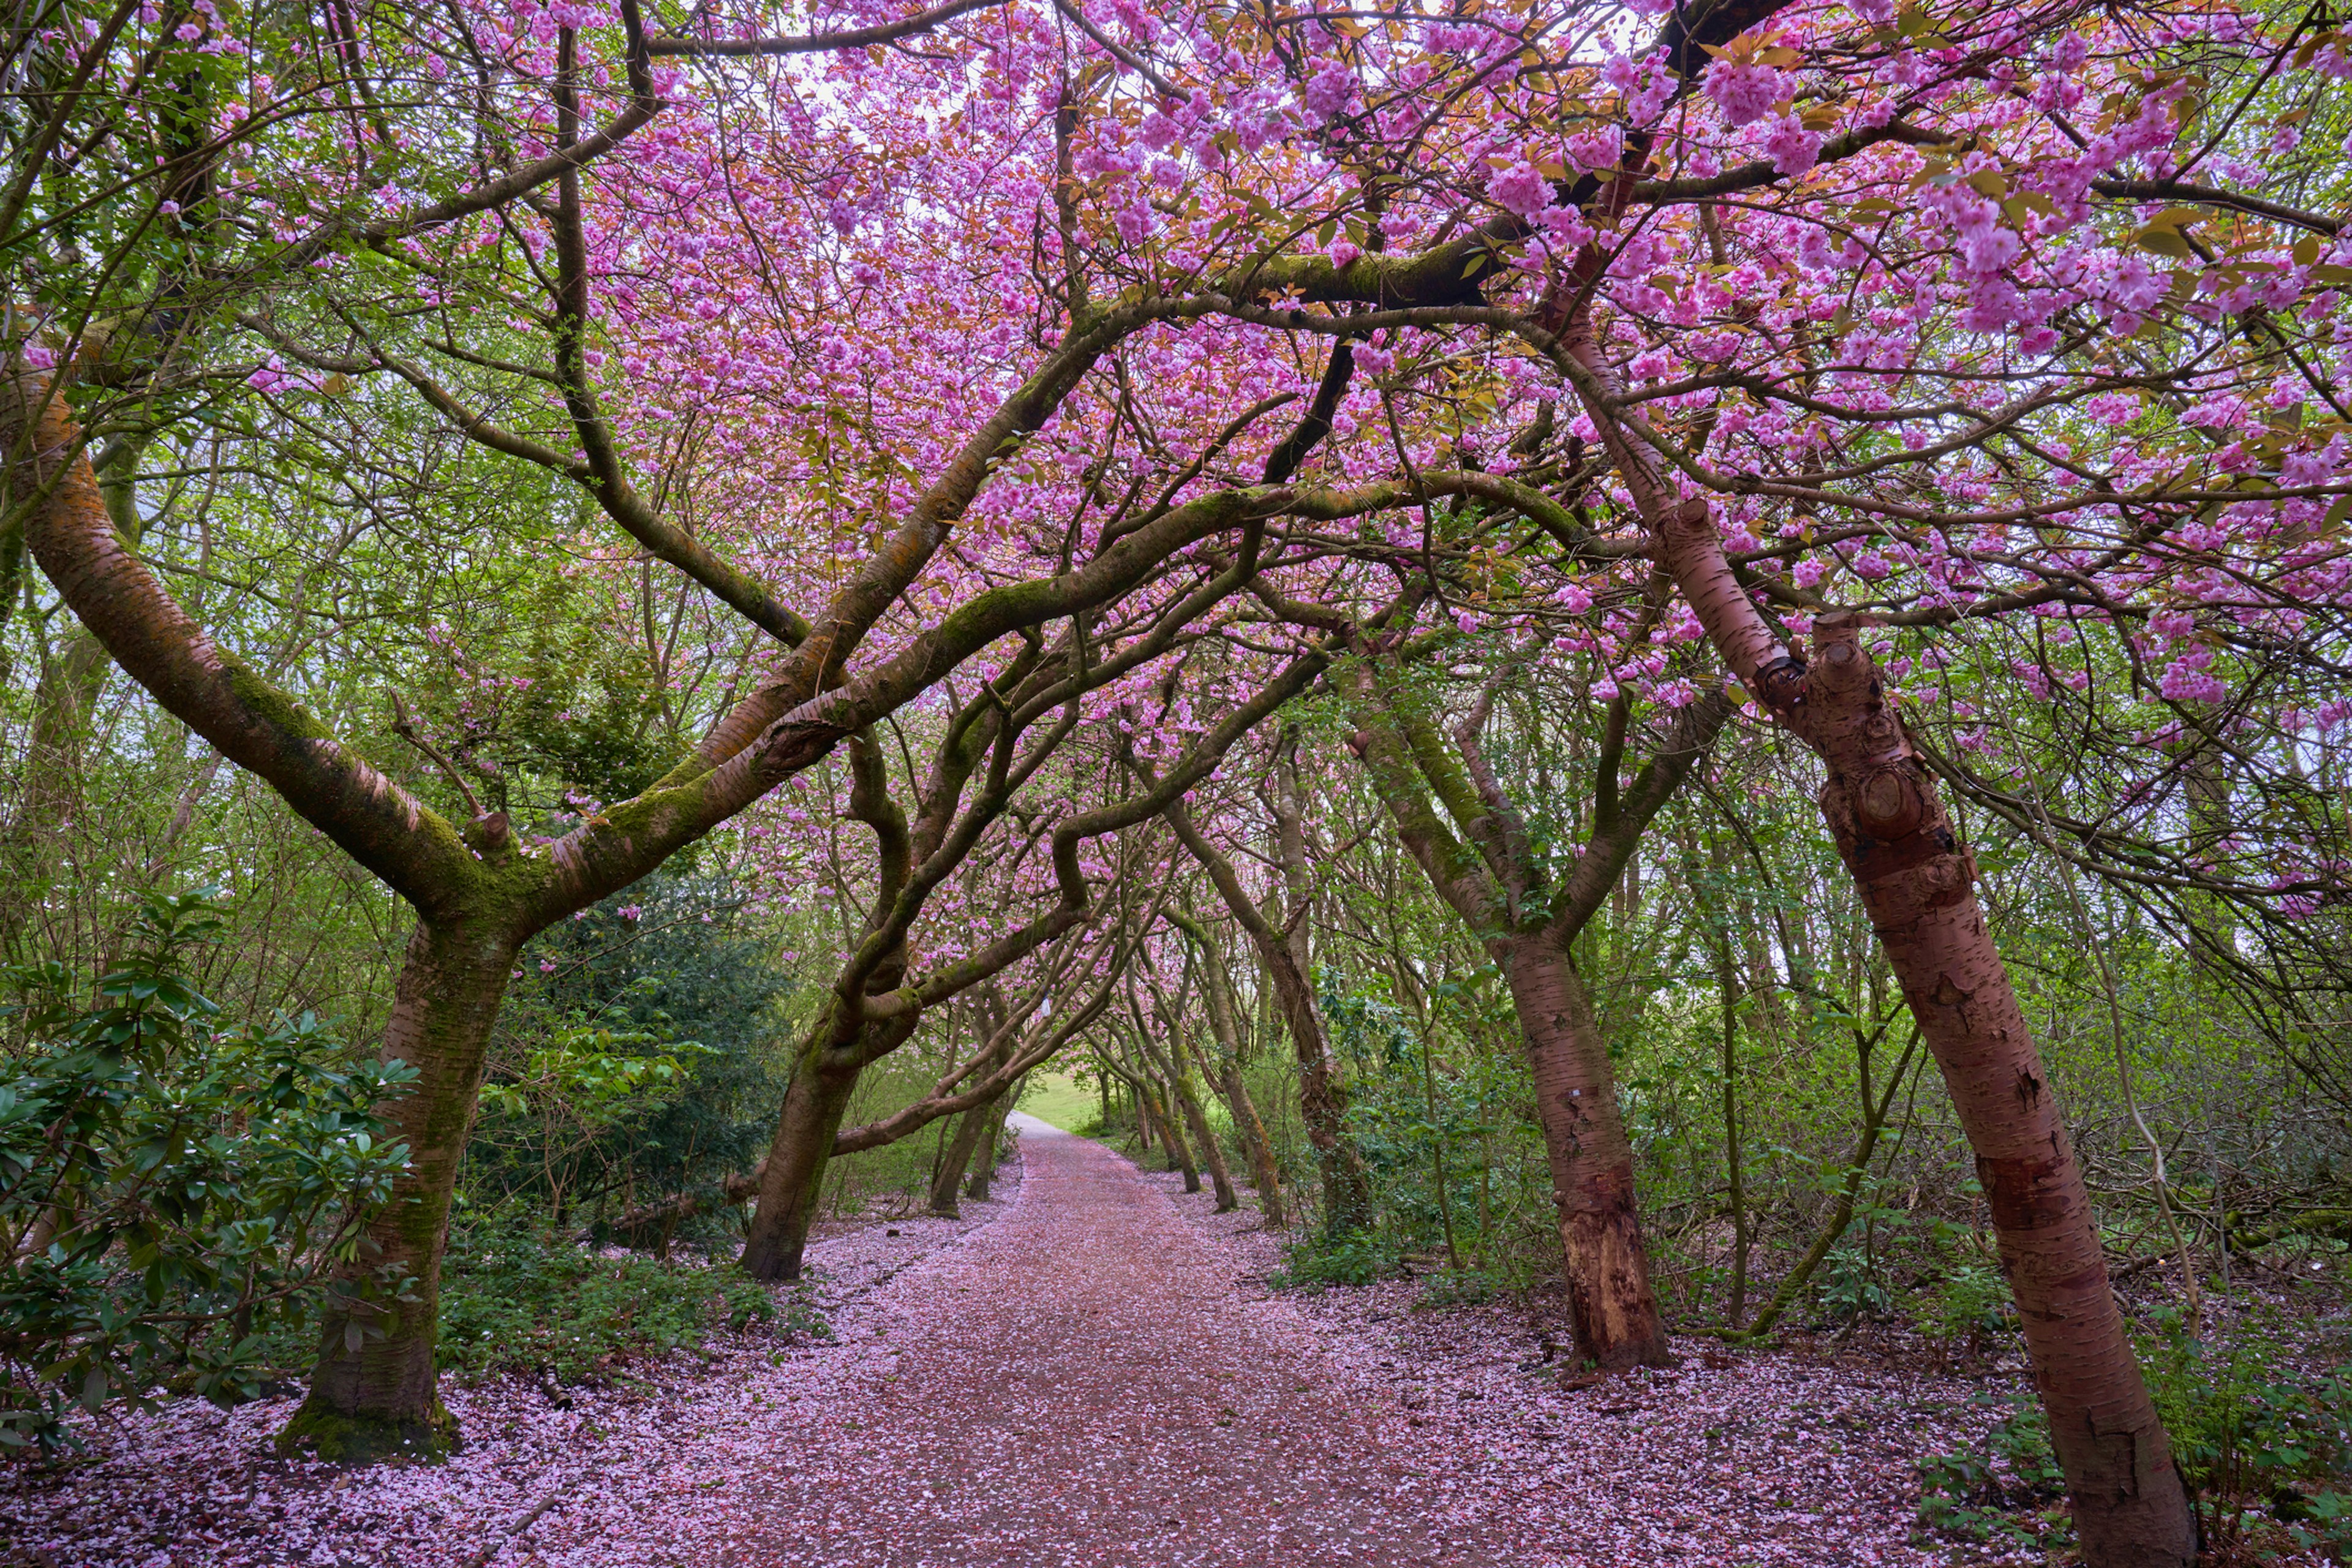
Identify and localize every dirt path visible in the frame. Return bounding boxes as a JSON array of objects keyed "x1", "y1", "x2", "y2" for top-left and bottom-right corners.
[
  {"x1": 6, "y1": 1120, "x2": 2015, "y2": 1567},
  {"x1": 701, "y1": 1115, "x2": 1498, "y2": 1567}
]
